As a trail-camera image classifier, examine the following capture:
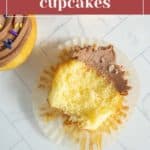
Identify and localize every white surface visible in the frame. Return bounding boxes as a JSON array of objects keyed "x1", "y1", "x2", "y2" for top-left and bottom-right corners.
[{"x1": 0, "y1": 15, "x2": 150, "y2": 150}]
